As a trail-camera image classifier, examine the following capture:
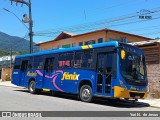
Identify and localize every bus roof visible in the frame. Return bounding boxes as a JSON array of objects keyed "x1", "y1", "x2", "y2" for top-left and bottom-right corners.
[{"x1": 16, "y1": 41, "x2": 119, "y2": 58}]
